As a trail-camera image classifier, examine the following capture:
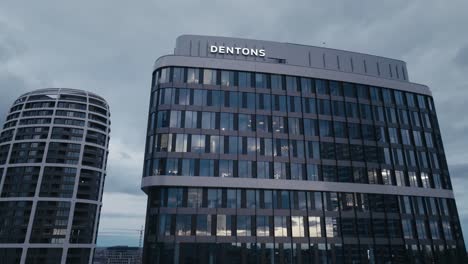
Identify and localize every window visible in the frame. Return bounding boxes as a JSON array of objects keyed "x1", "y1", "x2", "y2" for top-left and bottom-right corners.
[
  {"x1": 272, "y1": 95, "x2": 287, "y2": 112},
  {"x1": 301, "y1": 78, "x2": 313, "y2": 94},
  {"x1": 382, "y1": 89, "x2": 394, "y2": 104},
  {"x1": 421, "y1": 172, "x2": 431, "y2": 188},
  {"x1": 241, "y1": 92, "x2": 256, "y2": 110},
  {"x1": 417, "y1": 95, "x2": 427, "y2": 109},
  {"x1": 221, "y1": 70, "x2": 234, "y2": 86},
  {"x1": 318, "y1": 99, "x2": 331, "y2": 115},
  {"x1": 333, "y1": 121, "x2": 348, "y2": 138},
  {"x1": 395, "y1": 170, "x2": 405, "y2": 186},
  {"x1": 172, "y1": 67, "x2": 184, "y2": 83},
  {"x1": 302, "y1": 97, "x2": 316, "y2": 114},
  {"x1": 402, "y1": 219, "x2": 414, "y2": 239},
  {"x1": 257, "y1": 216, "x2": 270, "y2": 236},
  {"x1": 288, "y1": 96, "x2": 301, "y2": 112},
  {"x1": 319, "y1": 120, "x2": 333, "y2": 137},
  {"x1": 399, "y1": 109, "x2": 409, "y2": 125},
  {"x1": 286, "y1": 76, "x2": 299, "y2": 92},
  {"x1": 330, "y1": 81, "x2": 343, "y2": 96},
  {"x1": 406, "y1": 93, "x2": 416, "y2": 107},
  {"x1": 316, "y1": 79, "x2": 328, "y2": 94},
  {"x1": 169, "y1": 110, "x2": 182, "y2": 128},
  {"x1": 226, "y1": 91, "x2": 239, "y2": 108},
  {"x1": 306, "y1": 164, "x2": 318, "y2": 181},
  {"x1": 270, "y1": 74, "x2": 283, "y2": 90},
  {"x1": 272, "y1": 116, "x2": 287, "y2": 134},
  {"x1": 209, "y1": 135, "x2": 222, "y2": 154},
  {"x1": 394, "y1": 91, "x2": 405, "y2": 105},
  {"x1": 176, "y1": 215, "x2": 191, "y2": 236},
  {"x1": 256, "y1": 94, "x2": 271, "y2": 111},
  {"x1": 256, "y1": 115, "x2": 271, "y2": 132},
  {"x1": 196, "y1": 215, "x2": 211, "y2": 236},
  {"x1": 187, "y1": 68, "x2": 200, "y2": 83},
  {"x1": 303, "y1": 119, "x2": 318, "y2": 136},
  {"x1": 220, "y1": 113, "x2": 235, "y2": 131},
  {"x1": 219, "y1": 160, "x2": 234, "y2": 178},
  {"x1": 346, "y1": 102, "x2": 359, "y2": 118},
  {"x1": 332, "y1": 101, "x2": 345, "y2": 117},
  {"x1": 237, "y1": 216, "x2": 251, "y2": 236},
  {"x1": 381, "y1": 169, "x2": 393, "y2": 185},
  {"x1": 370, "y1": 87, "x2": 381, "y2": 101},
  {"x1": 360, "y1": 104, "x2": 373, "y2": 120},
  {"x1": 187, "y1": 188, "x2": 202, "y2": 208},
  {"x1": 198, "y1": 159, "x2": 215, "y2": 176},
  {"x1": 388, "y1": 128, "x2": 399, "y2": 144},
  {"x1": 203, "y1": 69, "x2": 217, "y2": 85},
  {"x1": 201, "y1": 112, "x2": 217, "y2": 129},
  {"x1": 305, "y1": 141, "x2": 320, "y2": 159},
  {"x1": 288, "y1": 118, "x2": 302, "y2": 135},
  {"x1": 291, "y1": 216, "x2": 305, "y2": 237},
  {"x1": 274, "y1": 216, "x2": 288, "y2": 237},
  {"x1": 238, "y1": 114, "x2": 255, "y2": 132},
  {"x1": 238, "y1": 72, "x2": 252, "y2": 87},
  {"x1": 308, "y1": 217, "x2": 322, "y2": 237},
  {"x1": 356, "y1": 85, "x2": 369, "y2": 99},
  {"x1": 257, "y1": 161, "x2": 271, "y2": 179},
  {"x1": 273, "y1": 162, "x2": 288, "y2": 179},
  {"x1": 255, "y1": 73, "x2": 268, "y2": 88},
  {"x1": 238, "y1": 161, "x2": 253, "y2": 178},
  {"x1": 216, "y1": 215, "x2": 232, "y2": 236},
  {"x1": 343, "y1": 82, "x2": 356, "y2": 98}
]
